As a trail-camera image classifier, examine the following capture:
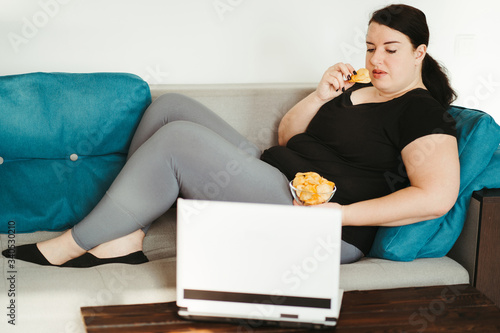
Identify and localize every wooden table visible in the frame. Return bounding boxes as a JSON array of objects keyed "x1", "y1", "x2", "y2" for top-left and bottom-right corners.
[{"x1": 81, "y1": 284, "x2": 500, "y2": 332}]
